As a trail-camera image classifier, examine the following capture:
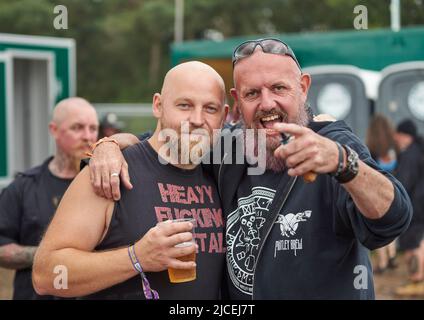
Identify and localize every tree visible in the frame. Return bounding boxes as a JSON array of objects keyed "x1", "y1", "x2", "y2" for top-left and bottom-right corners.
[{"x1": 0, "y1": 0, "x2": 423, "y2": 102}]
